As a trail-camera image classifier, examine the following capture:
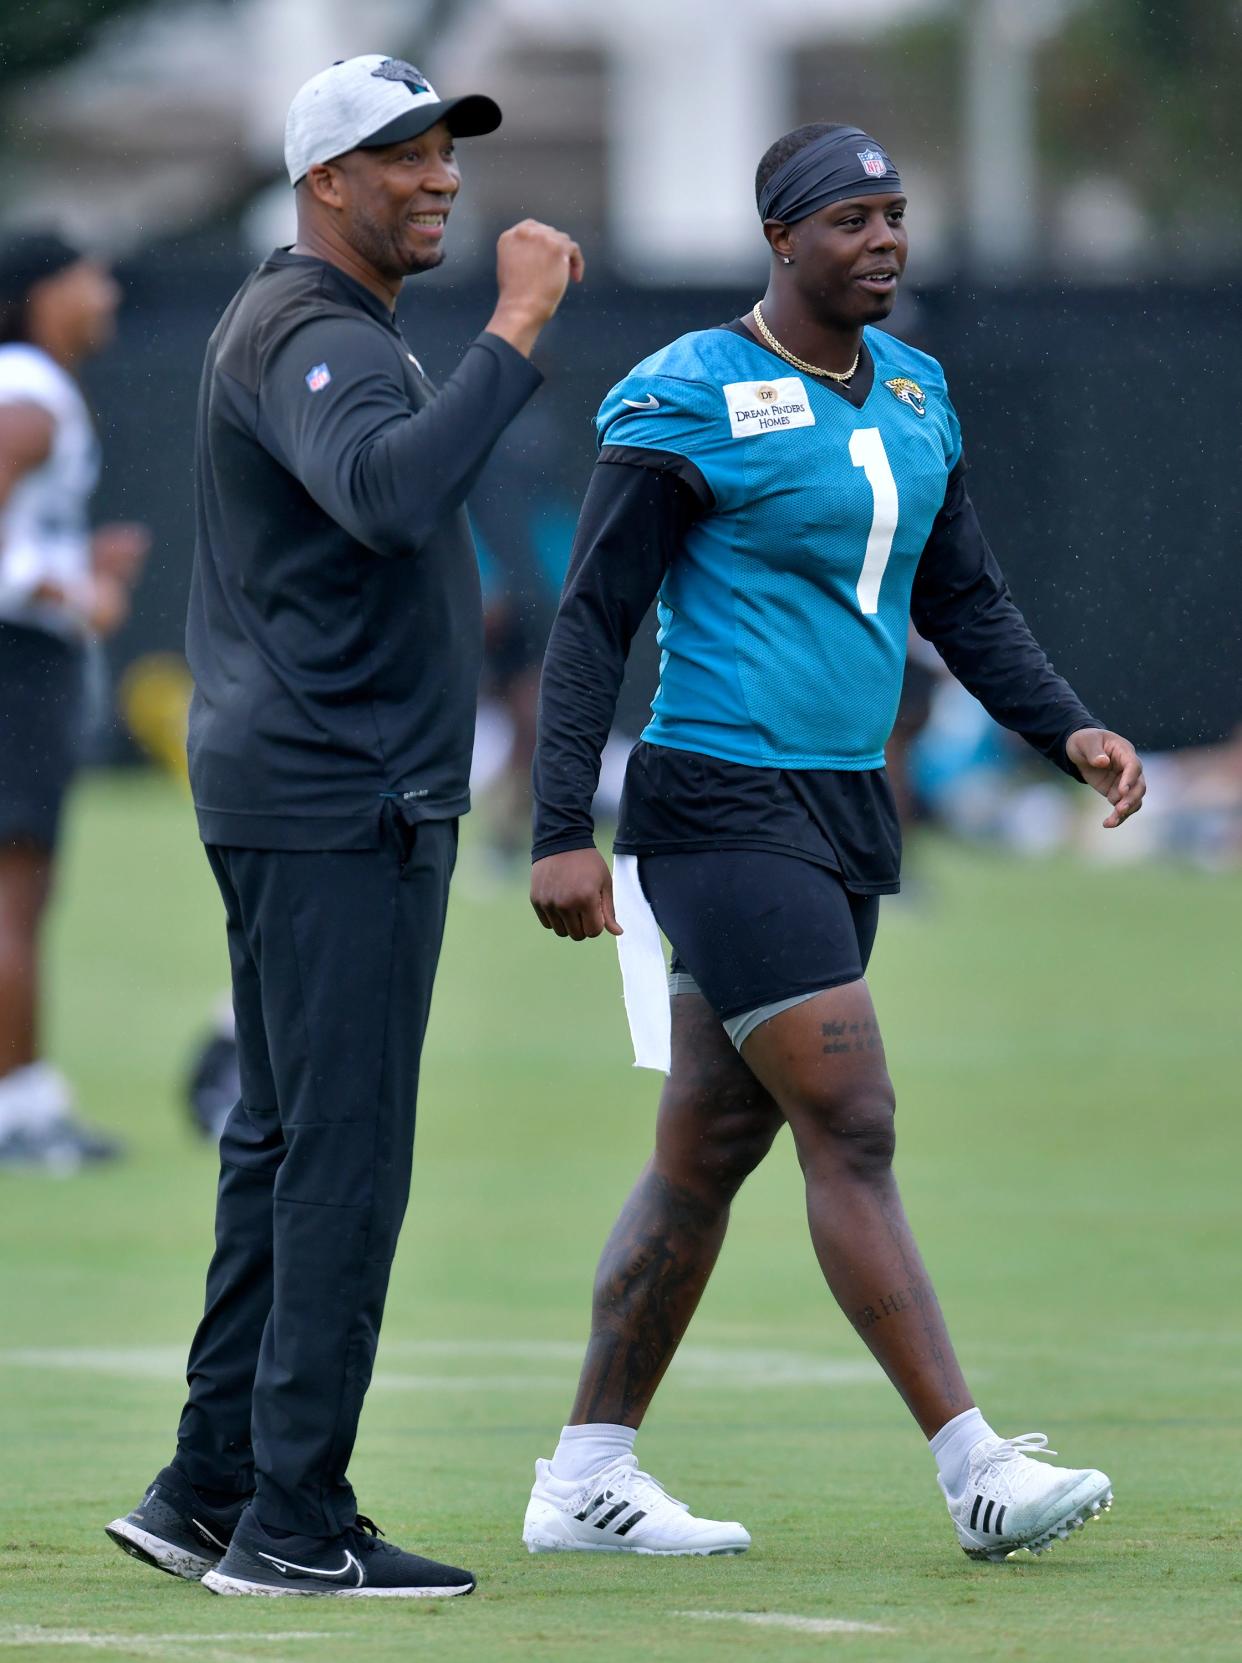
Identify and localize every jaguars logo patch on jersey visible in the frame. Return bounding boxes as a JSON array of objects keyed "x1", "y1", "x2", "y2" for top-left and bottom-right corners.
[{"x1": 884, "y1": 377, "x2": 926, "y2": 418}]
